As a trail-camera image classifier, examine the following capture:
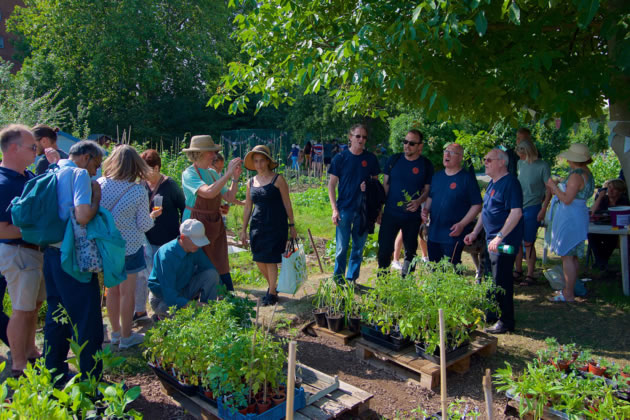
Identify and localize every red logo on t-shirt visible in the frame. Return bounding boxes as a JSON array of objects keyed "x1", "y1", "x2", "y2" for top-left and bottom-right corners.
[
  {"x1": 412, "y1": 167, "x2": 420, "y2": 175},
  {"x1": 450, "y1": 182, "x2": 457, "y2": 190},
  {"x1": 490, "y1": 189, "x2": 495, "y2": 197},
  {"x1": 361, "y1": 160, "x2": 367, "y2": 167}
]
